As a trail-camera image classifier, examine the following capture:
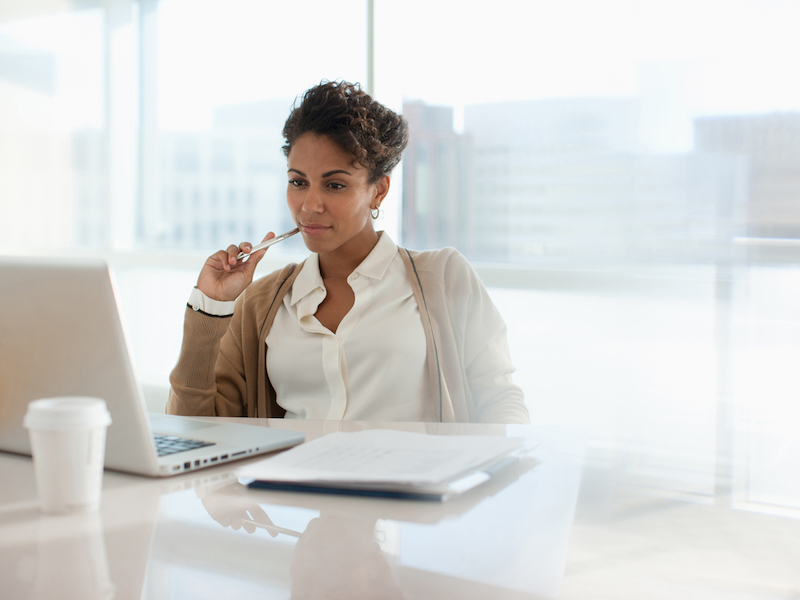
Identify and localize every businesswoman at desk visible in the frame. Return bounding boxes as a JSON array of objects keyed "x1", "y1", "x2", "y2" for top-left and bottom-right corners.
[{"x1": 166, "y1": 80, "x2": 529, "y2": 424}]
